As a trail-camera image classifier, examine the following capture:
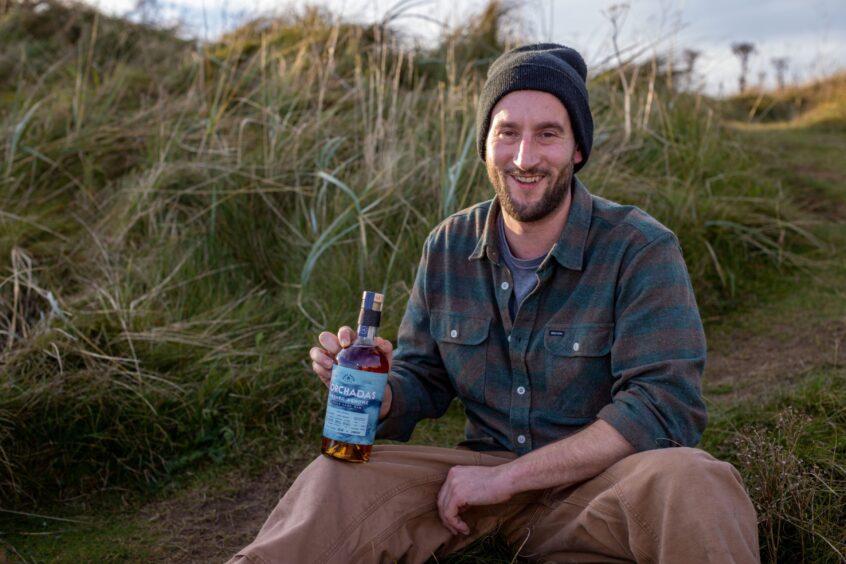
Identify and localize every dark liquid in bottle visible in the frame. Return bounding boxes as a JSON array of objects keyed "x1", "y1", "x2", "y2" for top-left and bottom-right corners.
[{"x1": 321, "y1": 342, "x2": 390, "y2": 463}]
